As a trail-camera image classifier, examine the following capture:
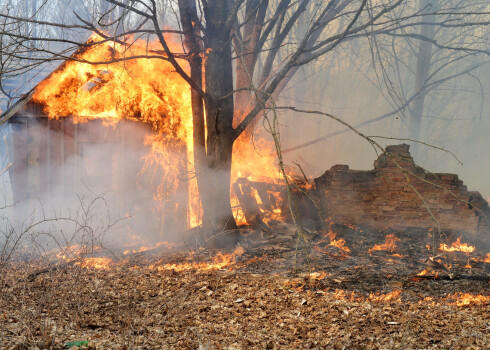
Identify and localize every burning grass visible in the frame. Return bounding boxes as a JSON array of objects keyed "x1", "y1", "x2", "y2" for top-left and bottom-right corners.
[
  {"x1": 80, "y1": 257, "x2": 113, "y2": 270},
  {"x1": 440, "y1": 236, "x2": 476, "y2": 253},
  {"x1": 150, "y1": 251, "x2": 238, "y2": 272},
  {"x1": 368, "y1": 233, "x2": 399, "y2": 254},
  {"x1": 1, "y1": 222, "x2": 488, "y2": 349},
  {"x1": 0, "y1": 262, "x2": 488, "y2": 349}
]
